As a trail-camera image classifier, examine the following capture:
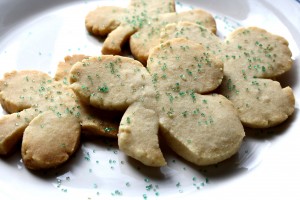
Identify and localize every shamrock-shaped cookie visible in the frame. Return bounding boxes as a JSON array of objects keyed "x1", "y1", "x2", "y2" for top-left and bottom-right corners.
[
  {"x1": 0, "y1": 71, "x2": 80, "y2": 169},
  {"x1": 86, "y1": 0, "x2": 216, "y2": 64},
  {"x1": 55, "y1": 55, "x2": 121, "y2": 137},
  {"x1": 221, "y1": 27, "x2": 294, "y2": 128},
  {"x1": 70, "y1": 38, "x2": 245, "y2": 167},
  {"x1": 160, "y1": 22, "x2": 295, "y2": 128}
]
